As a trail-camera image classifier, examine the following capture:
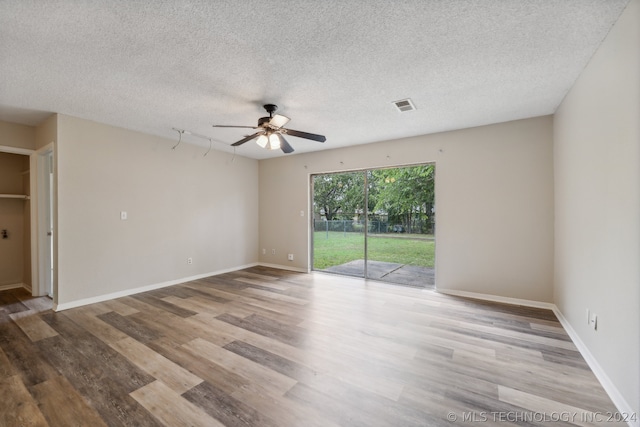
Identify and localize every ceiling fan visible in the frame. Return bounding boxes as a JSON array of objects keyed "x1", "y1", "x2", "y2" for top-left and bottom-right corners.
[{"x1": 213, "y1": 104, "x2": 326, "y2": 154}]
